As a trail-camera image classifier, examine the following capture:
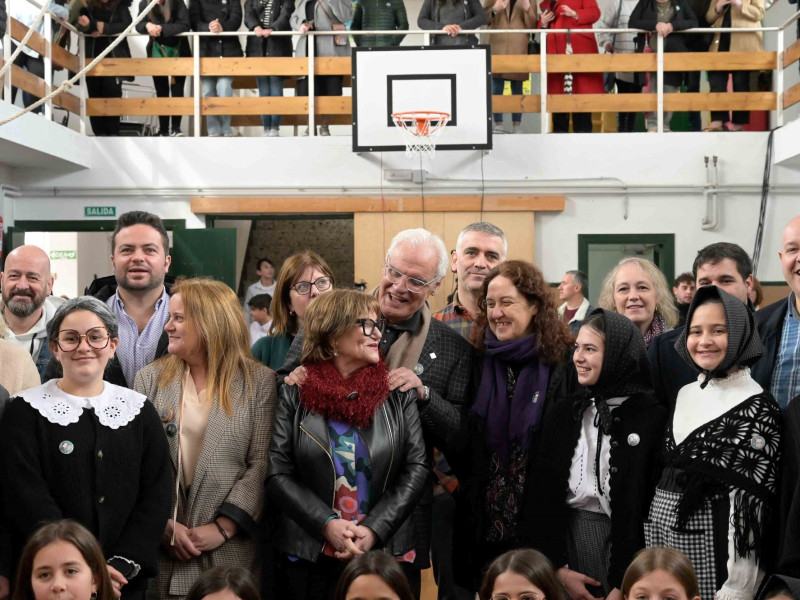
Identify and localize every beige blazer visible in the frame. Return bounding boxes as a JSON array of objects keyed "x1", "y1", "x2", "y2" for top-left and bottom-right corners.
[
  {"x1": 483, "y1": 0, "x2": 537, "y2": 80},
  {"x1": 706, "y1": 0, "x2": 764, "y2": 53},
  {"x1": 0, "y1": 339, "x2": 41, "y2": 395},
  {"x1": 134, "y1": 359, "x2": 277, "y2": 599}
]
